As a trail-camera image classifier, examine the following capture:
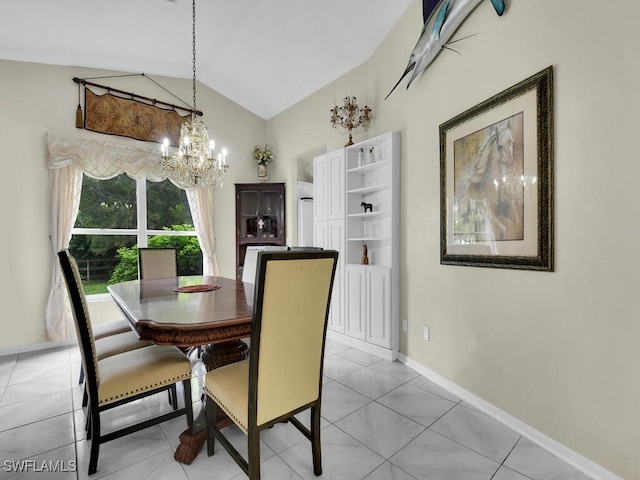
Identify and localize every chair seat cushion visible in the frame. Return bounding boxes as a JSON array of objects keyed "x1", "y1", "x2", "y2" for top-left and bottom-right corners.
[
  {"x1": 92, "y1": 319, "x2": 131, "y2": 340},
  {"x1": 95, "y1": 331, "x2": 152, "y2": 360},
  {"x1": 204, "y1": 359, "x2": 249, "y2": 433},
  {"x1": 98, "y1": 345, "x2": 191, "y2": 406}
]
